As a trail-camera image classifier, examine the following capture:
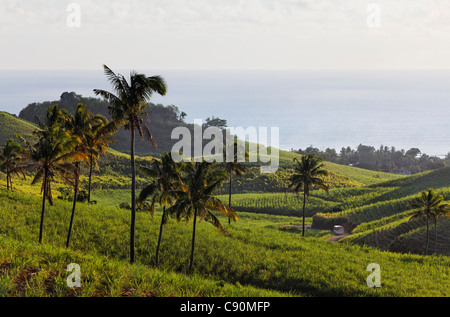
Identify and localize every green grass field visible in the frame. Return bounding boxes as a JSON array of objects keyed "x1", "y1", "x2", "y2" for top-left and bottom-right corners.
[
  {"x1": 1, "y1": 118, "x2": 450, "y2": 297},
  {"x1": 0, "y1": 112, "x2": 37, "y2": 145},
  {"x1": 0, "y1": 181, "x2": 450, "y2": 297}
]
